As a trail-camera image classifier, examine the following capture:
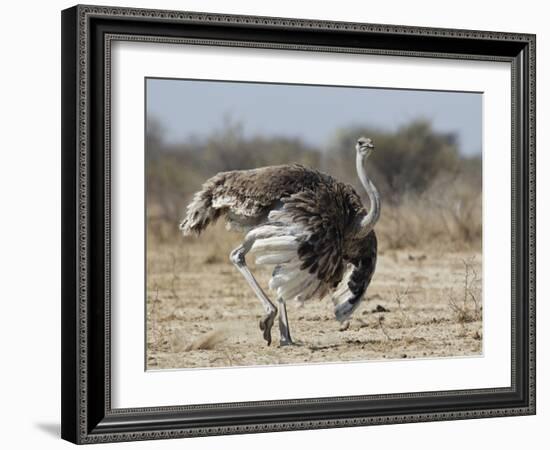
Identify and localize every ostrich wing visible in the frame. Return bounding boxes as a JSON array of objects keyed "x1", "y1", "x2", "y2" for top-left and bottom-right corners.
[
  {"x1": 277, "y1": 185, "x2": 355, "y2": 288},
  {"x1": 332, "y1": 231, "x2": 378, "y2": 321},
  {"x1": 254, "y1": 183, "x2": 367, "y2": 302},
  {"x1": 211, "y1": 164, "x2": 337, "y2": 218}
]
